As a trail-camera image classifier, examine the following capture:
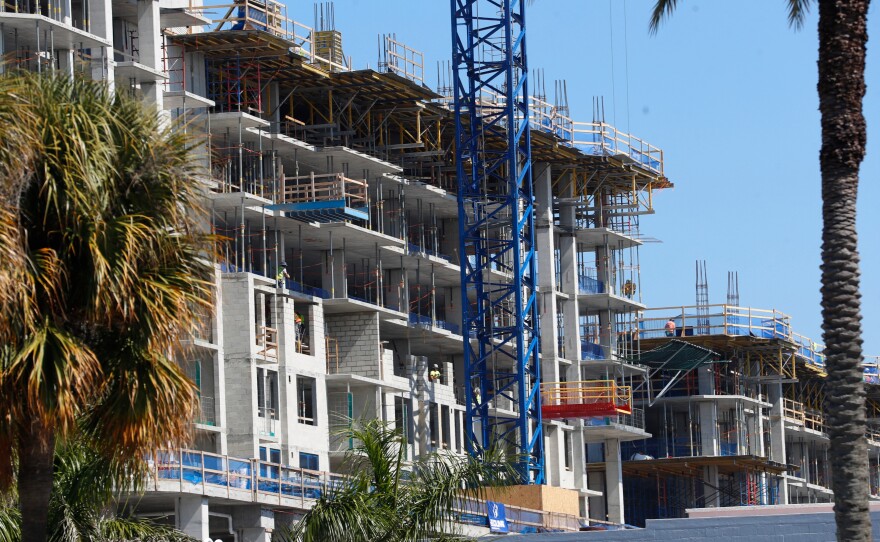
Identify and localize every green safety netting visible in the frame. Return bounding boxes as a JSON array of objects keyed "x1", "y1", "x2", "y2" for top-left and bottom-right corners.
[{"x1": 627, "y1": 339, "x2": 727, "y2": 371}]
